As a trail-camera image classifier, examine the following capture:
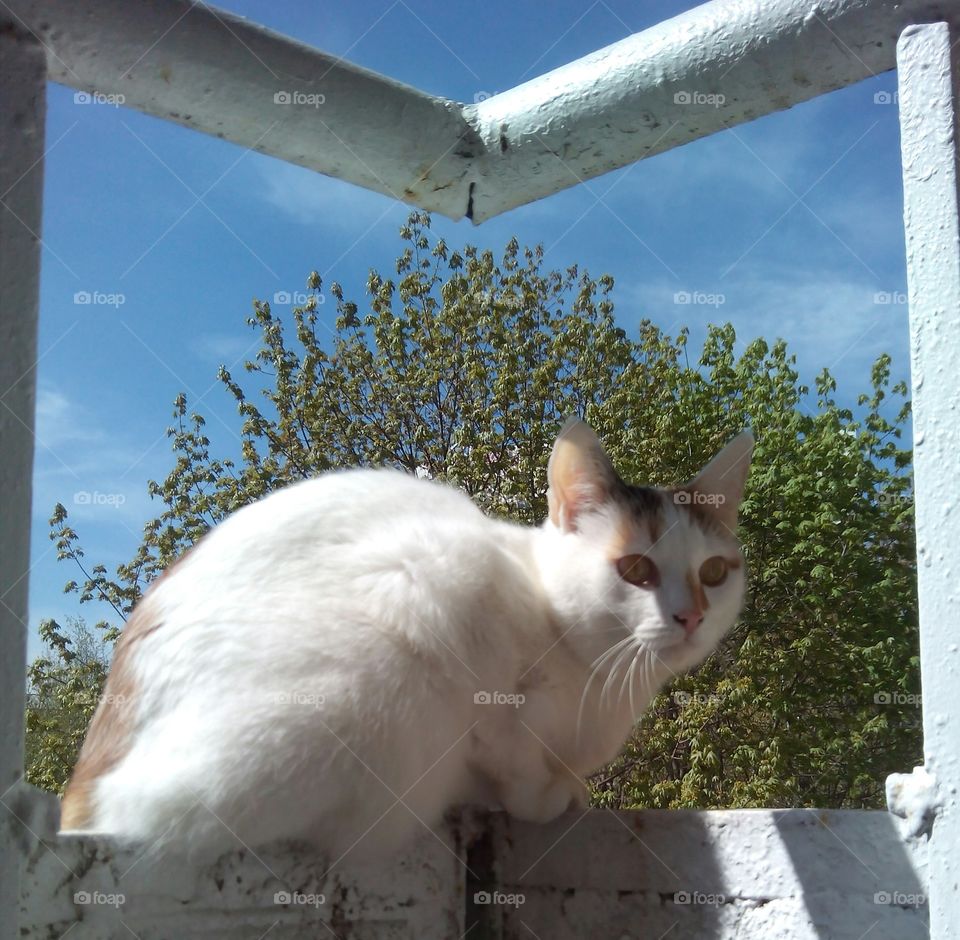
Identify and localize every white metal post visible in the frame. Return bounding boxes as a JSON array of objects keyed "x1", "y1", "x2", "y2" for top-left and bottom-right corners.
[
  {"x1": 895, "y1": 21, "x2": 960, "y2": 937},
  {"x1": 0, "y1": 24, "x2": 46, "y2": 934}
]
